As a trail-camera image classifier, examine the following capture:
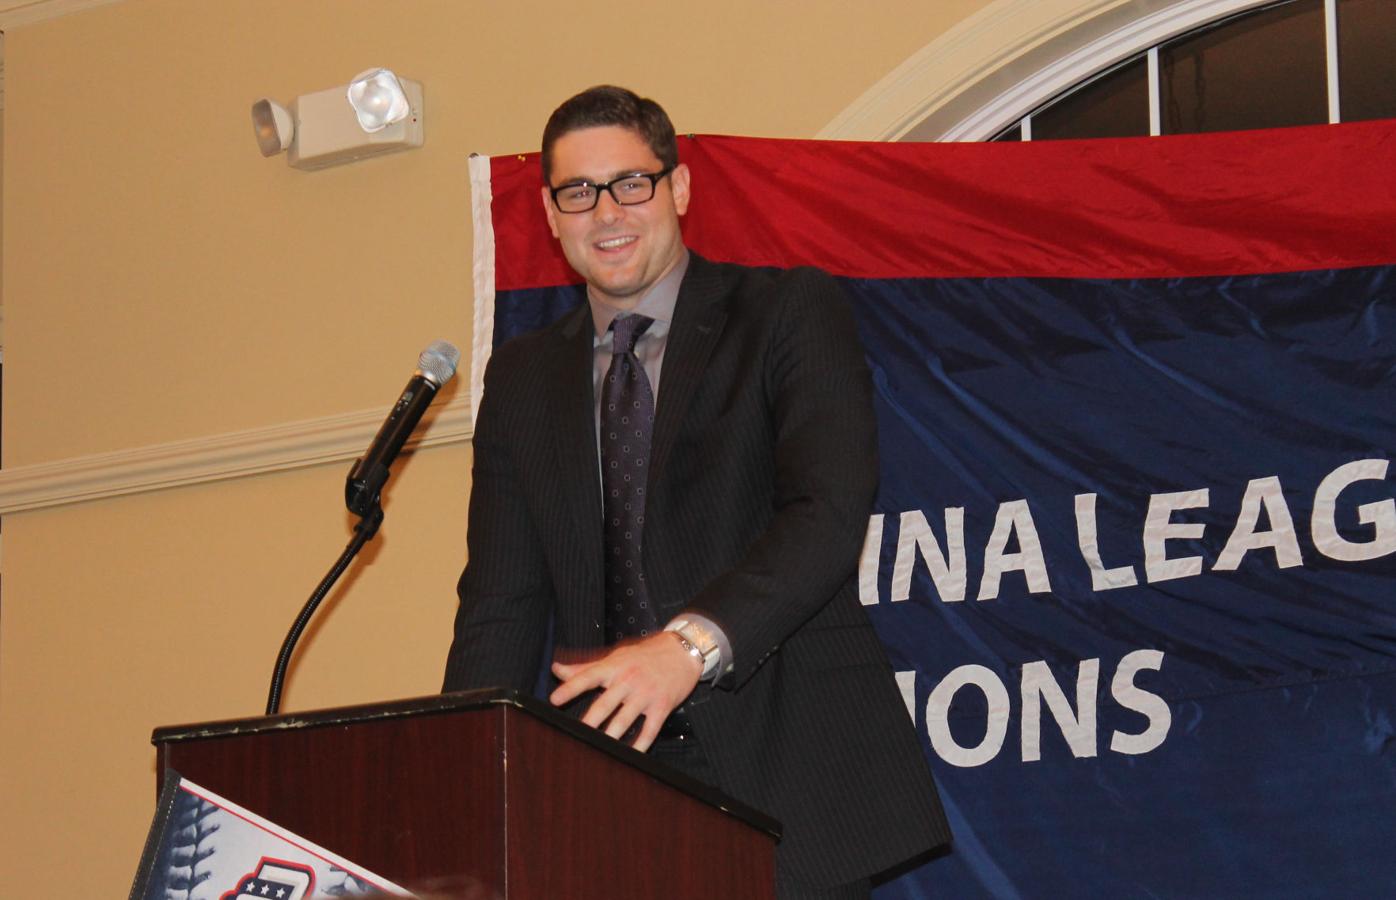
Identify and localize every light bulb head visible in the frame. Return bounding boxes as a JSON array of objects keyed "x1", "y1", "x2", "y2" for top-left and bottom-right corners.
[
  {"x1": 251, "y1": 98, "x2": 294, "y2": 156},
  {"x1": 347, "y1": 68, "x2": 411, "y2": 133}
]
